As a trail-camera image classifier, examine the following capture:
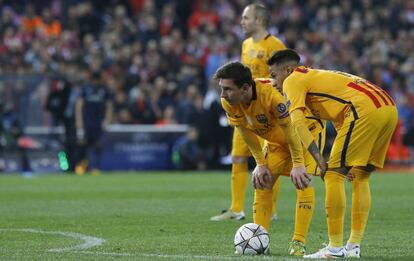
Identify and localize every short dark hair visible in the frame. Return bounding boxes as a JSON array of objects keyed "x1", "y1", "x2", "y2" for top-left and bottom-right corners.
[
  {"x1": 214, "y1": 61, "x2": 253, "y2": 88},
  {"x1": 249, "y1": 3, "x2": 269, "y2": 27},
  {"x1": 267, "y1": 49, "x2": 301, "y2": 66}
]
